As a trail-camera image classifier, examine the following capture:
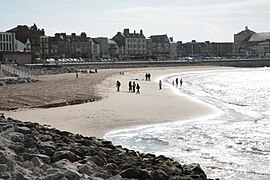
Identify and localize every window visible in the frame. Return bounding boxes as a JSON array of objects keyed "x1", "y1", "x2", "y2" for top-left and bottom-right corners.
[{"x1": 0, "y1": 34, "x2": 2, "y2": 41}]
